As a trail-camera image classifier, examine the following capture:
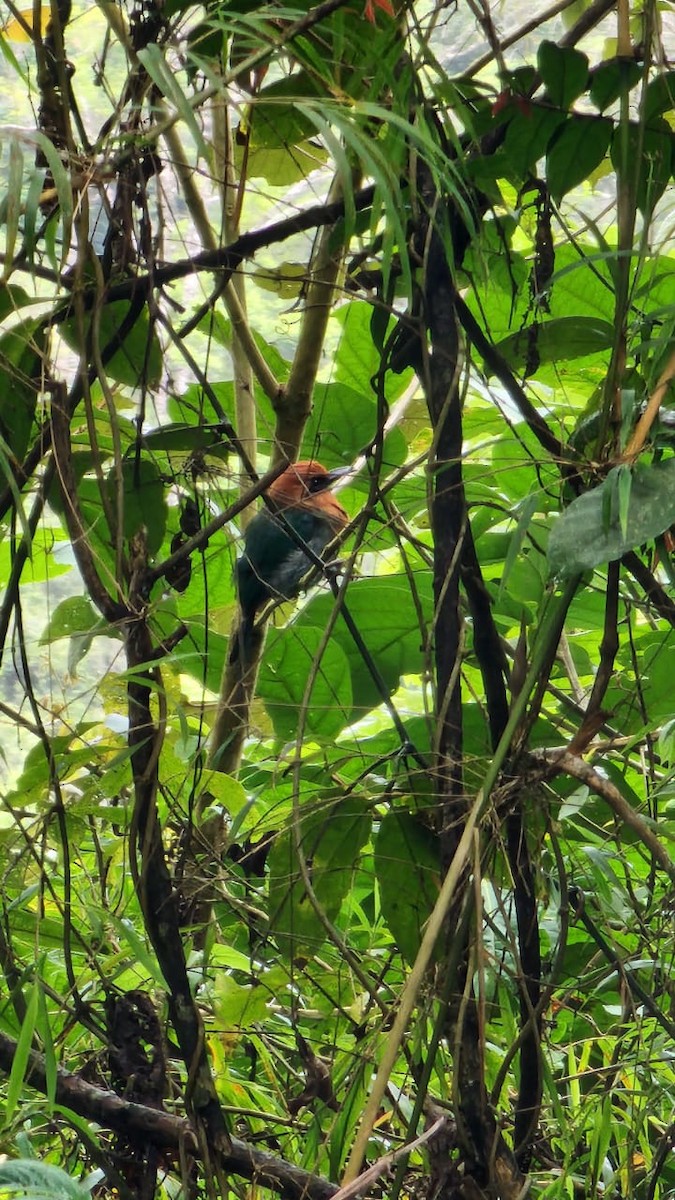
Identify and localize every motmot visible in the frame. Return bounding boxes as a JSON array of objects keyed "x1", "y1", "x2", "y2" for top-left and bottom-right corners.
[{"x1": 234, "y1": 460, "x2": 350, "y2": 657}]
